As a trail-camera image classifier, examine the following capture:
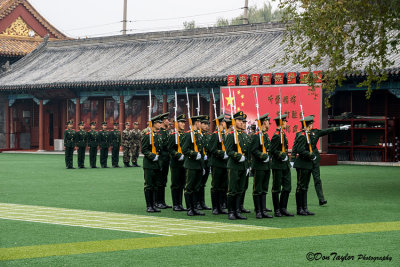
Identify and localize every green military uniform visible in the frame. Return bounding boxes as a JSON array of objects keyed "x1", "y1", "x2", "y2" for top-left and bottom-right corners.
[
  {"x1": 99, "y1": 122, "x2": 110, "y2": 168},
  {"x1": 208, "y1": 114, "x2": 229, "y2": 215},
  {"x1": 110, "y1": 123, "x2": 121, "y2": 167},
  {"x1": 130, "y1": 124, "x2": 142, "y2": 167},
  {"x1": 156, "y1": 112, "x2": 171, "y2": 209},
  {"x1": 167, "y1": 114, "x2": 187, "y2": 211},
  {"x1": 64, "y1": 121, "x2": 75, "y2": 169},
  {"x1": 197, "y1": 116, "x2": 211, "y2": 210},
  {"x1": 225, "y1": 111, "x2": 251, "y2": 220},
  {"x1": 122, "y1": 123, "x2": 132, "y2": 167},
  {"x1": 141, "y1": 115, "x2": 163, "y2": 213},
  {"x1": 270, "y1": 114, "x2": 293, "y2": 217},
  {"x1": 250, "y1": 113, "x2": 273, "y2": 219},
  {"x1": 75, "y1": 121, "x2": 88, "y2": 168},
  {"x1": 240, "y1": 114, "x2": 251, "y2": 214},
  {"x1": 182, "y1": 115, "x2": 207, "y2": 216},
  {"x1": 87, "y1": 122, "x2": 99, "y2": 168}
]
